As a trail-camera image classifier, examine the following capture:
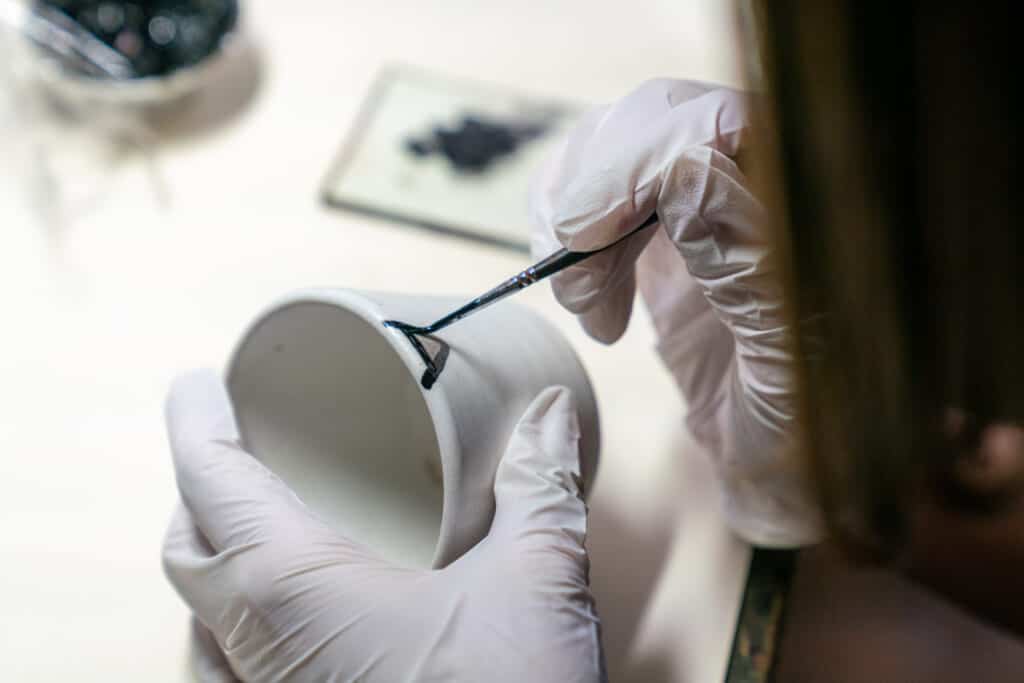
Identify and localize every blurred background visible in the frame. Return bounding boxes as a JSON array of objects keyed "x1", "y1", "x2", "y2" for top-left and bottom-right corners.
[{"x1": 0, "y1": 2, "x2": 752, "y2": 681}]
